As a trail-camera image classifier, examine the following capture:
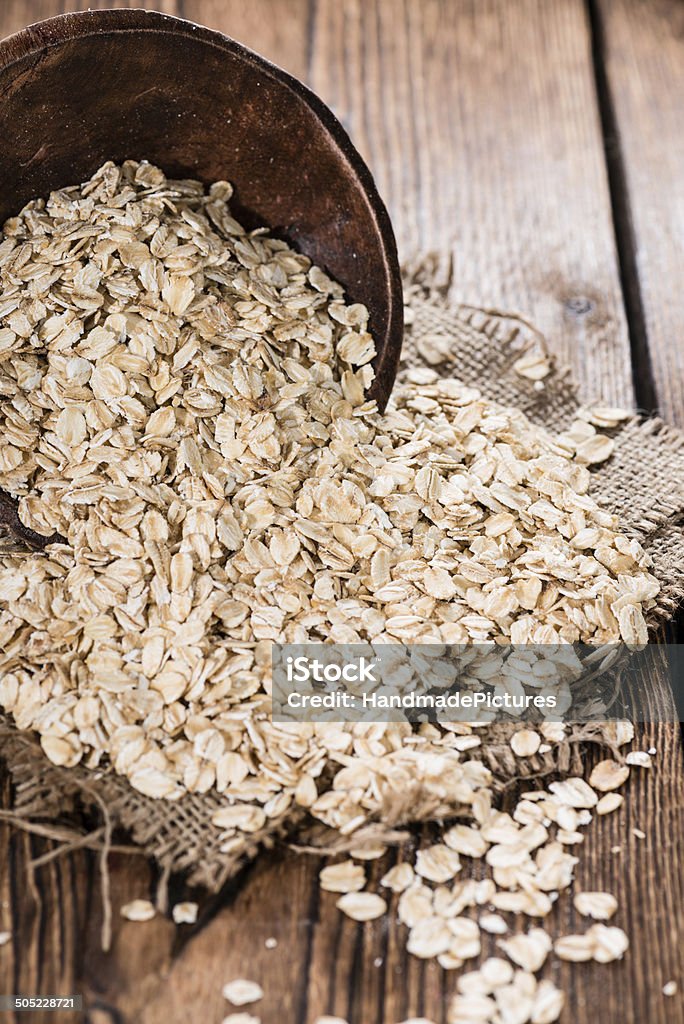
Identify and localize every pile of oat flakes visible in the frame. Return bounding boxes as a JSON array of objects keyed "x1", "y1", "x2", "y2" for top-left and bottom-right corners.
[{"x1": 0, "y1": 162, "x2": 666, "y2": 1022}]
